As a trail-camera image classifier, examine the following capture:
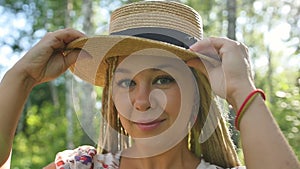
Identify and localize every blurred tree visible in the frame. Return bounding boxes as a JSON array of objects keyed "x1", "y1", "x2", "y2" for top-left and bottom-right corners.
[
  {"x1": 79, "y1": 0, "x2": 98, "y2": 146},
  {"x1": 227, "y1": 0, "x2": 236, "y2": 40},
  {"x1": 185, "y1": 0, "x2": 226, "y2": 36},
  {"x1": 226, "y1": 0, "x2": 241, "y2": 154},
  {"x1": 65, "y1": 0, "x2": 75, "y2": 150},
  {"x1": 237, "y1": 0, "x2": 300, "y2": 160},
  {"x1": 184, "y1": 0, "x2": 300, "y2": 162},
  {"x1": 0, "y1": 0, "x2": 85, "y2": 168}
]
